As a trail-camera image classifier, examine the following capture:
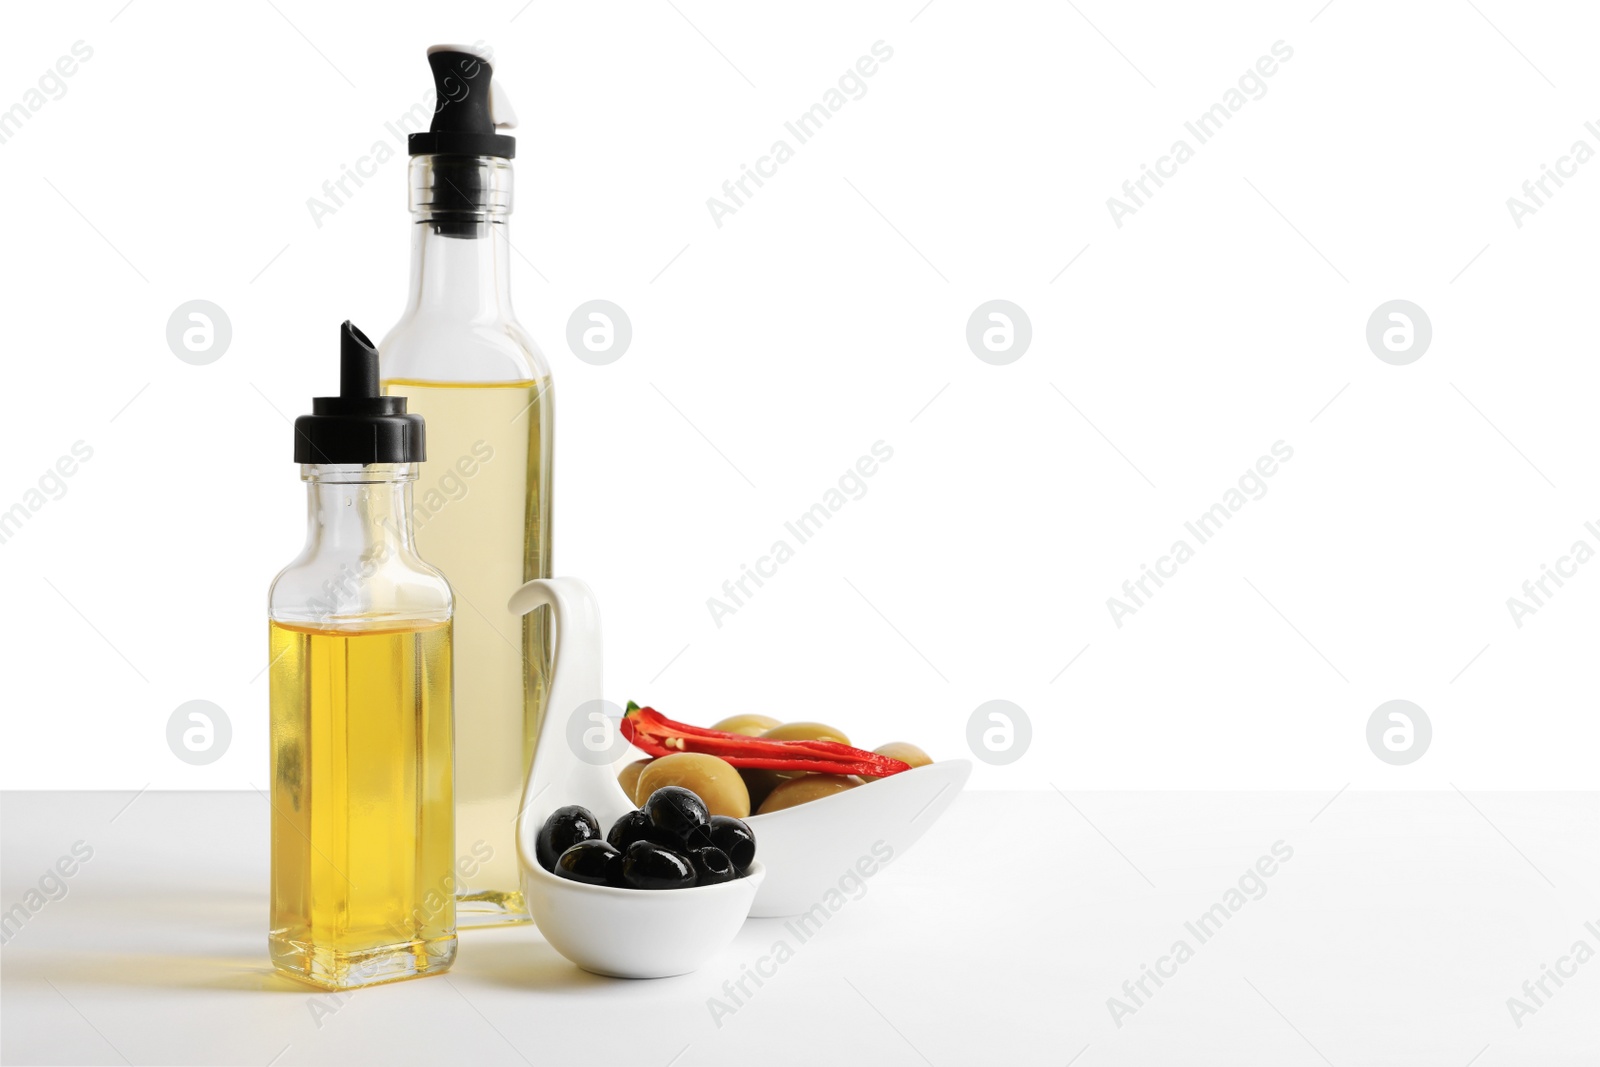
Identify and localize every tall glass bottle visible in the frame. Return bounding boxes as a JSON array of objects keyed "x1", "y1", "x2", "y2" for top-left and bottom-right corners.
[
  {"x1": 380, "y1": 45, "x2": 552, "y2": 927},
  {"x1": 269, "y1": 322, "x2": 455, "y2": 989}
]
